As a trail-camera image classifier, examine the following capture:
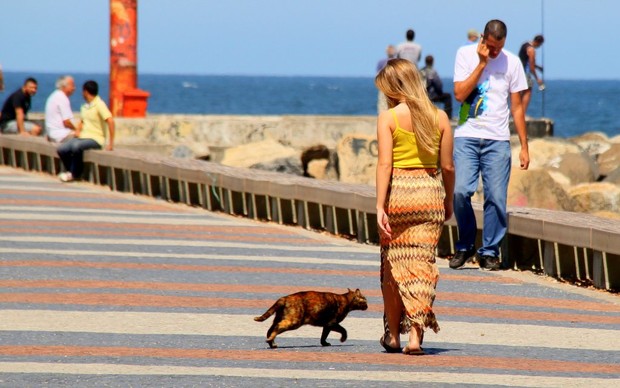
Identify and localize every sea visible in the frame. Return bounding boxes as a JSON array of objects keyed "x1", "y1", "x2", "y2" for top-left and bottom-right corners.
[{"x1": 3, "y1": 72, "x2": 619, "y2": 139}]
